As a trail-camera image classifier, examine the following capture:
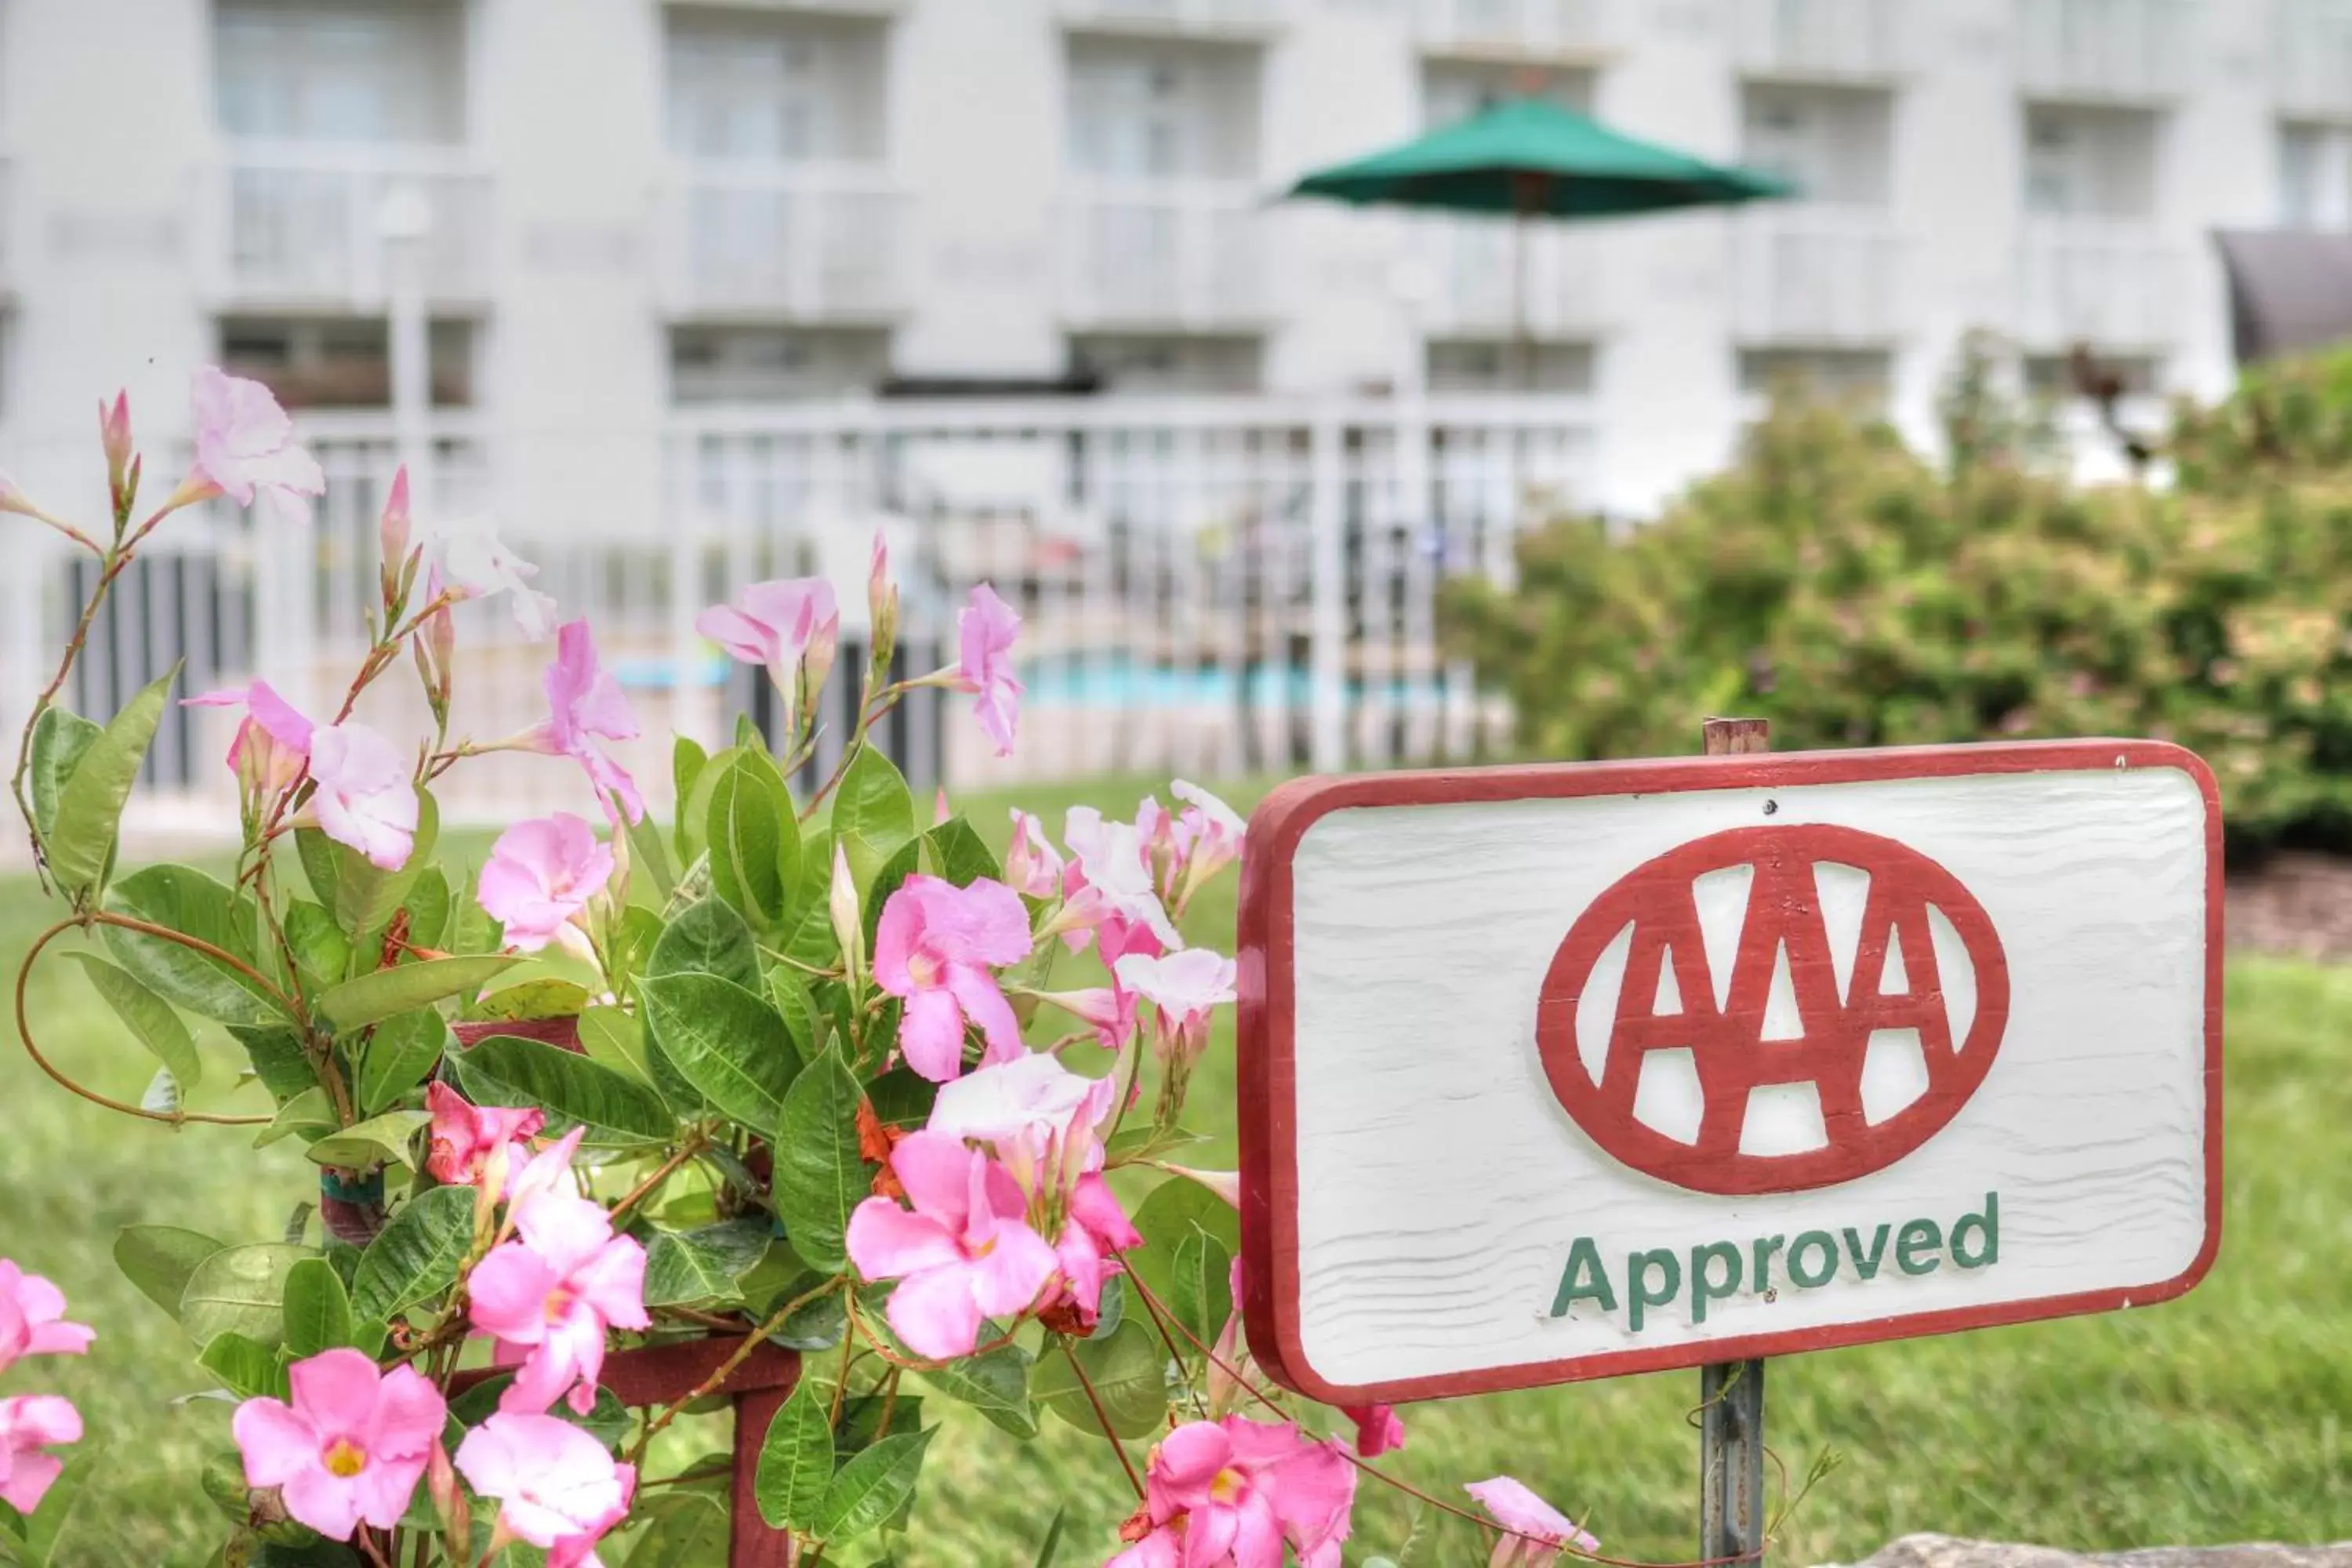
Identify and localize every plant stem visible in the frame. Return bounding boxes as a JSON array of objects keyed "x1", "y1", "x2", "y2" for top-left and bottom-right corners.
[
  {"x1": 606, "y1": 1132, "x2": 712, "y2": 1223},
  {"x1": 1055, "y1": 1339, "x2": 1144, "y2": 1500},
  {"x1": 626, "y1": 1277, "x2": 844, "y2": 1468}
]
